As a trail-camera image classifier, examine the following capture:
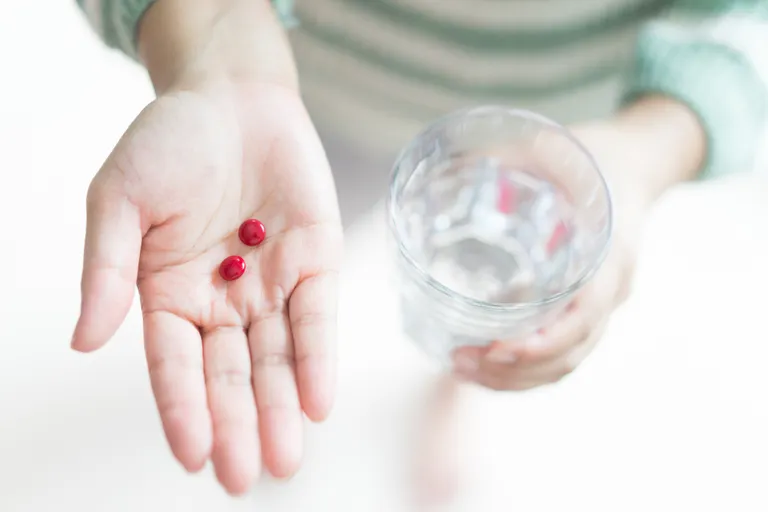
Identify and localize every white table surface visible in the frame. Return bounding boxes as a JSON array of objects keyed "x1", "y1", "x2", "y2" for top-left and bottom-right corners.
[{"x1": 2, "y1": 3, "x2": 768, "y2": 511}]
